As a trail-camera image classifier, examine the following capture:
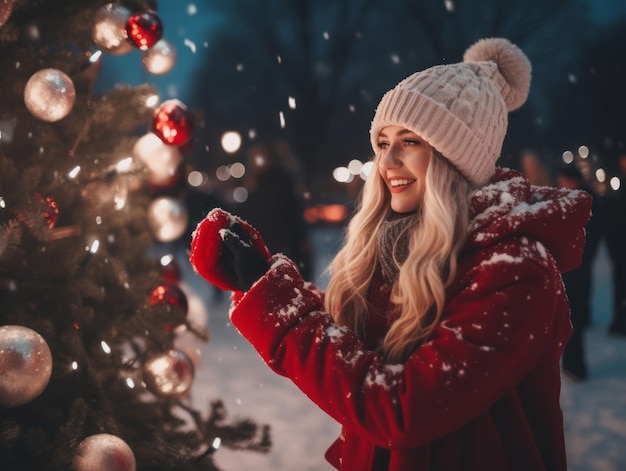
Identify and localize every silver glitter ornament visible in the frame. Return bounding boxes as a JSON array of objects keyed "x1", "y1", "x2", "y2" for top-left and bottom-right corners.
[
  {"x1": 92, "y1": 3, "x2": 133, "y2": 55},
  {"x1": 73, "y1": 433, "x2": 136, "y2": 471},
  {"x1": 24, "y1": 68, "x2": 76, "y2": 122},
  {"x1": 132, "y1": 132, "x2": 182, "y2": 186},
  {"x1": 142, "y1": 38, "x2": 177, "y2": 75},
  {"x1": 146, "y1": 197, "x2": 189, "y2": 243},
  {"x1": 143, "y1": 349, "x2": 194, "y2": 397},
  {"x1": 0, "y1": 325, "x2": 53, "y2": 408}
]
